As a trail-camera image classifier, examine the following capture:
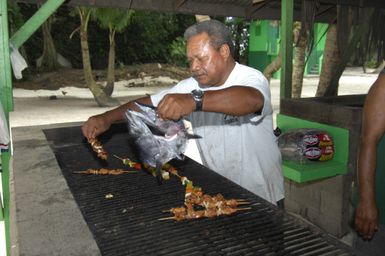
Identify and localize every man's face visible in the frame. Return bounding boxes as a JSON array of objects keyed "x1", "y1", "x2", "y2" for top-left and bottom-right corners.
[{"x1": 186, "y1": 32, "x2": 227, "y2": 86}]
